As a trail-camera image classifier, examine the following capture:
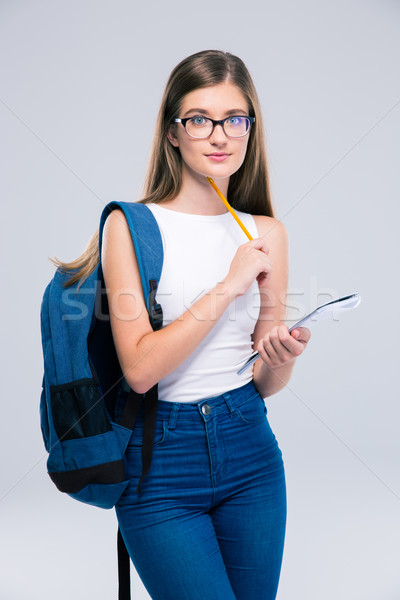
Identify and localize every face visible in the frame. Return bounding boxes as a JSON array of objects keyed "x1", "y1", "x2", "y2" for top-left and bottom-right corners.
[{"x1": 167, "y1": 81, "x2": 251, "y2": 184}]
